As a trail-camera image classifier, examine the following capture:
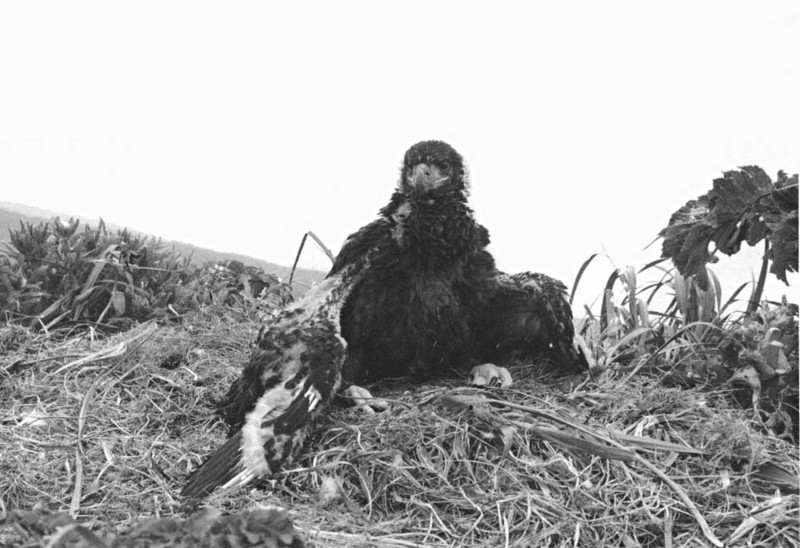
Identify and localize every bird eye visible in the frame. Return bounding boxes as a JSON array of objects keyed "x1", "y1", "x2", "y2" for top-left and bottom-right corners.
[{"x1": 440, "y1": 162, "x2": 450, "y2": 171}]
